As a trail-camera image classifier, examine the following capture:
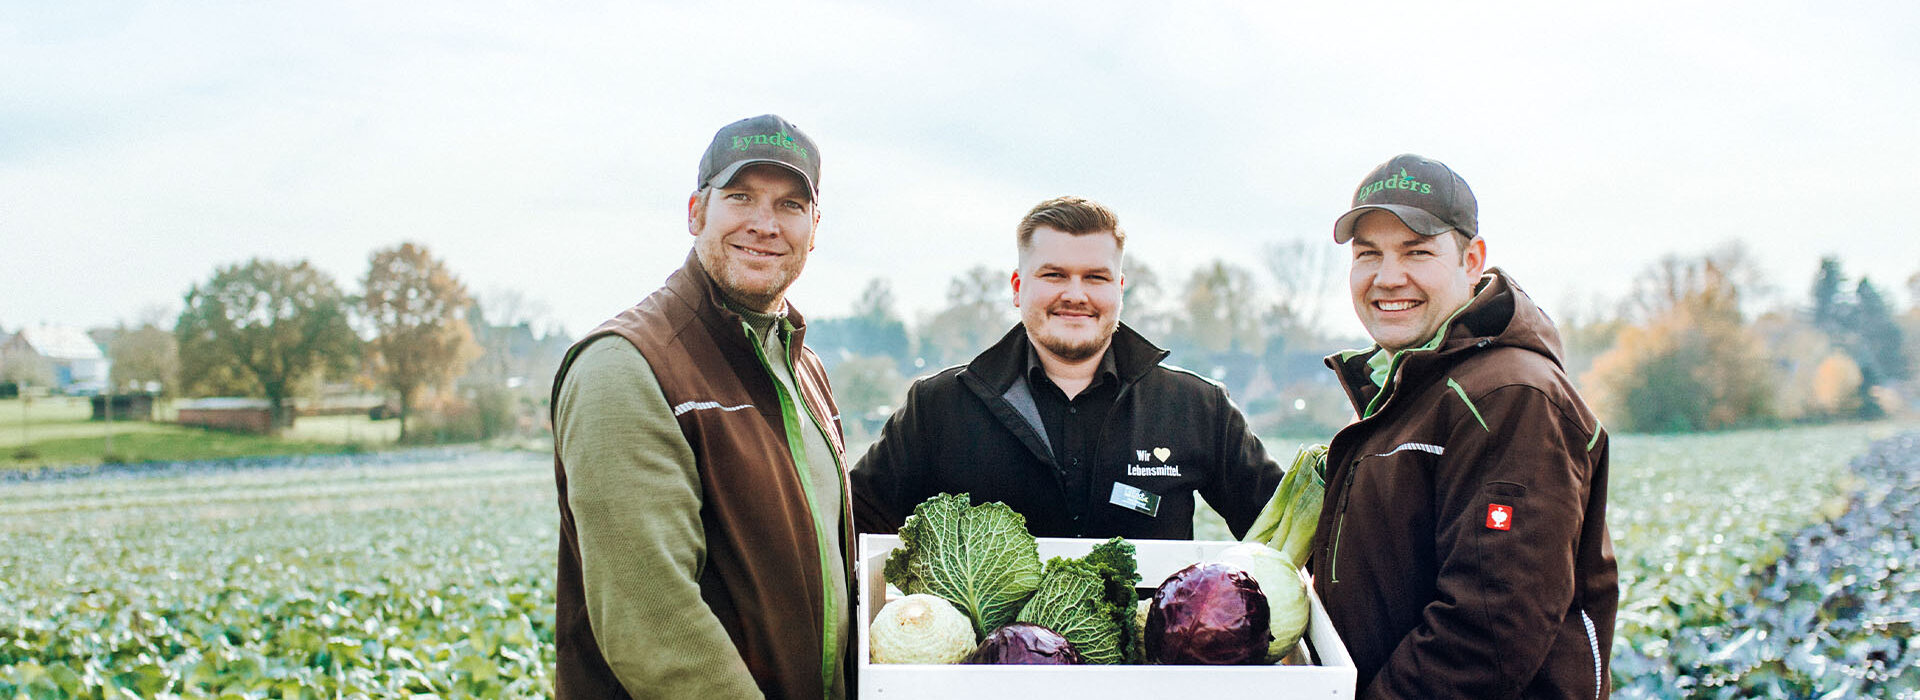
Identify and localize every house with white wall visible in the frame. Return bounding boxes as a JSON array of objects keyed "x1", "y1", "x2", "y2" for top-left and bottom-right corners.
[{"x1": 1, "y1": 325, "x2": 111, "y2": 394}]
